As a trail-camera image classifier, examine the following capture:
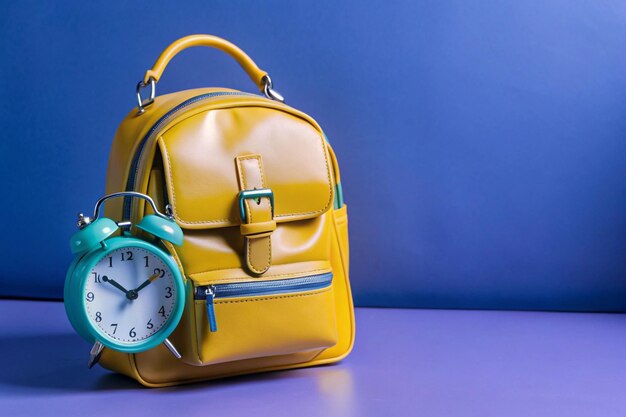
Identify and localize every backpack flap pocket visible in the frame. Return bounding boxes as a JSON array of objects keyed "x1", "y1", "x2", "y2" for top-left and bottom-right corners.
[{"x1": 157, "y1": 105, "x2": 334, "y2": 230}]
